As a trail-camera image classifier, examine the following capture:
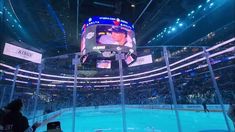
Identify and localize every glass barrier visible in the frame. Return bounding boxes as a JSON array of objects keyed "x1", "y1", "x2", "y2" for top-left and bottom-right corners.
[
  {"x1": 125, "y1": 47, "x2": 179, "y2": 131},
  {"x1": 0, "y1": 41, "x2": 235, "y2": 132},
  {"x1": 208, "y1": 40, "x2": 235, "y2": 131},
  {"x1": 0, "y1": 85, "x2": 11, "y2": 108},
  {"x1": 168, "y1": 46, "x2": 230, "y2": 131}
]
